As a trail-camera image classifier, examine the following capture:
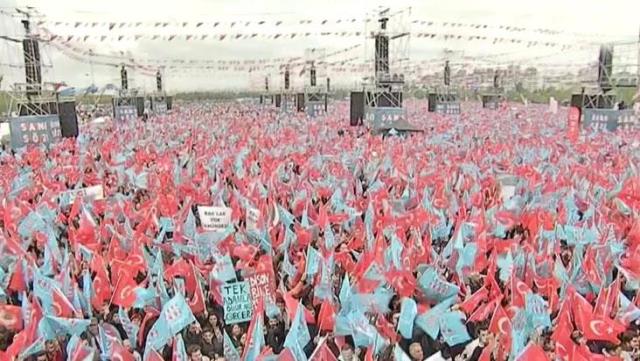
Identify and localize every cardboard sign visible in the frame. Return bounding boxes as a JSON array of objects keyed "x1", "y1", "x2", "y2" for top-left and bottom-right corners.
[
  {"x1": 9, "y1": 115, "x2": 62, "y2": 148},
  {"x1": 246, "y1": 208, "x2": 261, "y2": 234},
  {"x1": 114, "y1": 106, "x2": 137, "y2": 123},
  {"x1": 198, "y1": 206, "x2": 231, "y2": 231},
  {"x1": 220, "y1": 281, "x2": 252, "y2": 324},
  {"x1": 59, "y1": 185, "x2": 104, "y2": 206},
  {"x1": 246, "y1": 270, "x2": 277, "y2": 312}
]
